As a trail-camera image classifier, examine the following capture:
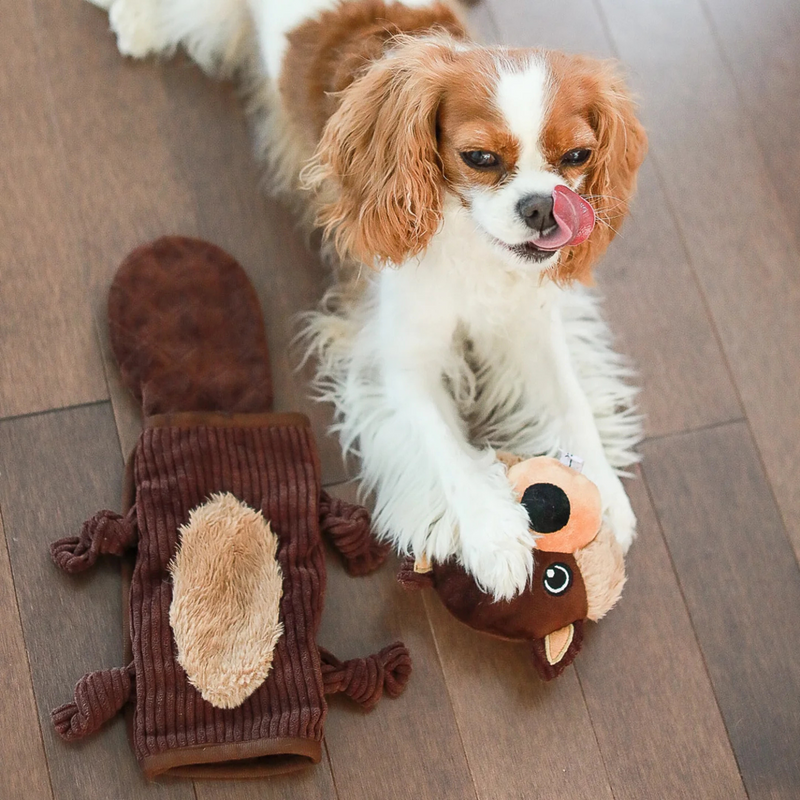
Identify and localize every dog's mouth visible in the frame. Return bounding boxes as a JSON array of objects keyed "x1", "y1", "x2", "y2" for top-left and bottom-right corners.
[
  {"x1": 506, "y1": 240, "x2": 559, "y2": 263},
  {"x1": 503, "y1": 186, "x2": 596, "y2": 263}
]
